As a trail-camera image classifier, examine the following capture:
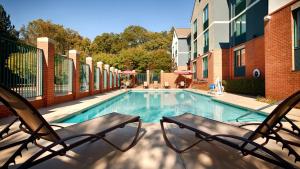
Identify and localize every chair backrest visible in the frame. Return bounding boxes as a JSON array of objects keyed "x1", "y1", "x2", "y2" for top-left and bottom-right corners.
[
  {"x1": 249, "y1": 91, "x2": 300, "y2": 141},
  {"x1": 154, "y1": 81, "x2": 158, "y2": 85},
  {"x1": 180, "y1": 81, "x2": 185, "y2": 86},
  {"x1": 0, "y1": 85, "x2": 61, "y2": 142},
  {"x1": 165, "y1": 82, "x2": 169, "y2": 86},
  {"x1": 144, "y1": 82, "x2": 148, "y2": 86}
]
